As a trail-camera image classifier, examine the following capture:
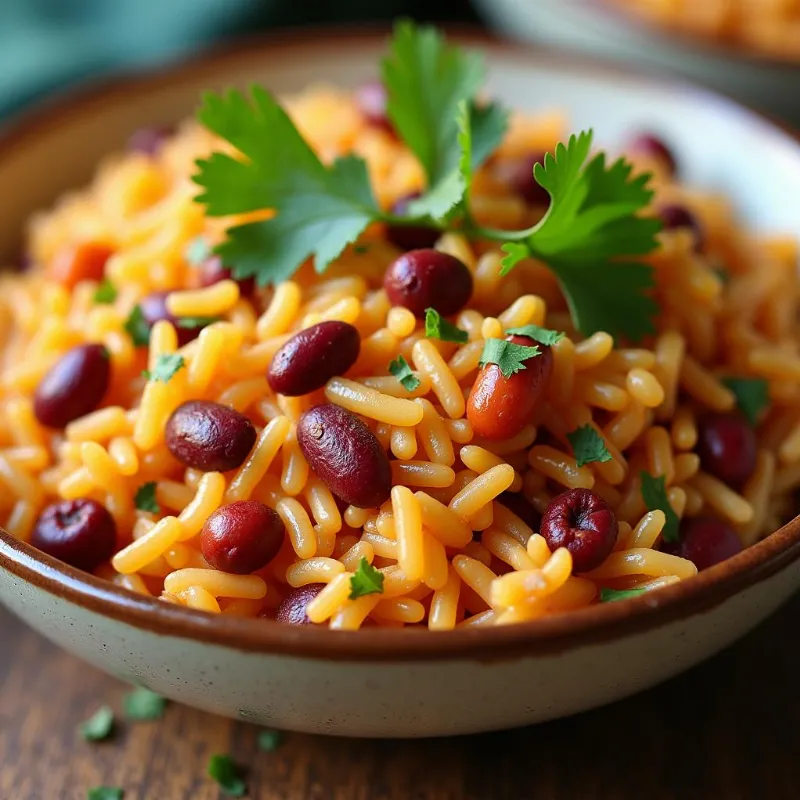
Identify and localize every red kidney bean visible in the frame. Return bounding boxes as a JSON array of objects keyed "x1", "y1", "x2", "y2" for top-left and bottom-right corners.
[
  {"x1": 201, "y1": 501, "x2": 285, "y2": 574},
  {"x1": 34, "y1": 344, "x2": 111, "y2": 429},
  {"x1": 355, "y1": 81, "x2": 393, "y2": 134},
  {"x1": 540, "y1": 488, "x2": 619, "y2": 573},
  {"x1": 697, "y1": 412, "x2": 757, "y2": 487},
  {"x1": 274, "y1": 583, "x2": 326, "y2": 625},
  {"x1": 127, "y1": 126, "x2": 173, "y2": 156},
  {"x1": 139, "y1": 291, "x2": 200, "y2": 347},
  {"x1": 676, "y1": 516, "x2": 743, "y2": 570},
  {"x1": 165, "y1": 400, "x2": 257, "y2": 472},
  {"x1": 267, "y1": 321, "x2": 361, "y2": 396},
  {"x1": 383, "y1": 248, "x2": 473, "y2": 318},
  {"x1": 628, "y1": 132, "x2": 677, "y2": 175},
  {"x1": 495, "y1": 152, "x2": 550, "y2": 206},
  {"x1": 49, "y1": 241, "x2": 114, "y2": 289},
  {"x1": 385, "y1": 193, "x2": 440, "y2": 251},
  {"x1": 196, "y1": 255, "x2": 255, "y2": 296},
  {"x1": 466, "y1": 336, "x2": 553, "y2": 440},
  {"x1": 659, "y1": 204, "x2": 705, "y2": 252},
  {"x1": 30, "y1": 499, "x2": 117, "y2": 572},
  {"x1": 297, "y1": 403, "x2": 391, "y2": 508}
]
